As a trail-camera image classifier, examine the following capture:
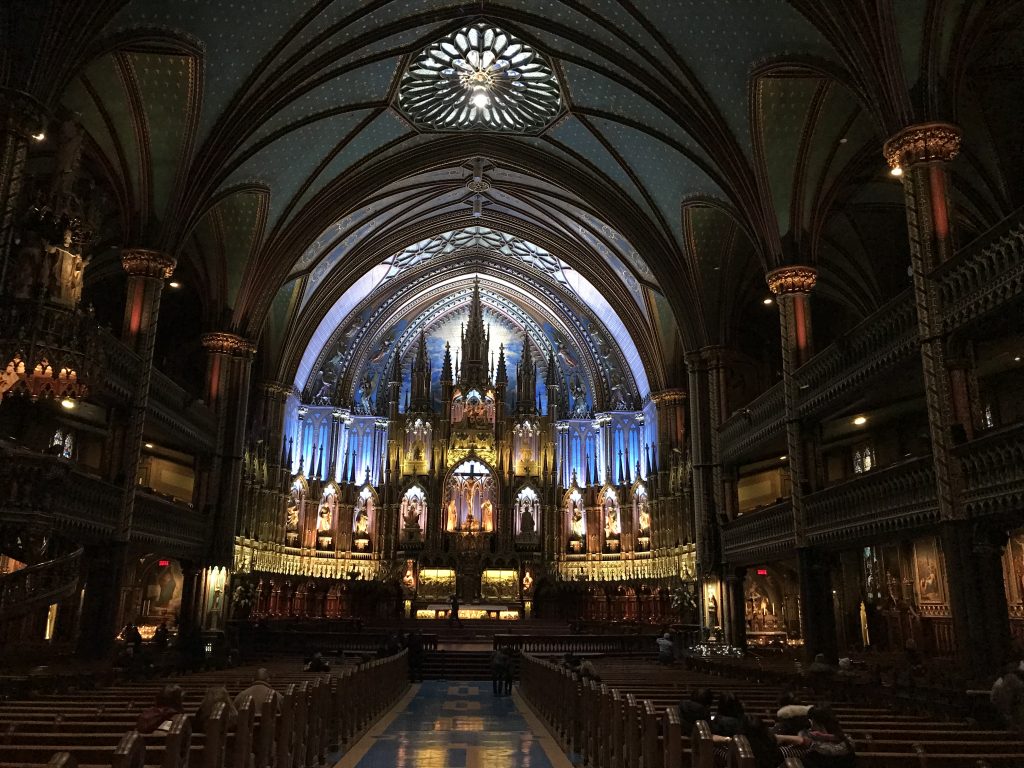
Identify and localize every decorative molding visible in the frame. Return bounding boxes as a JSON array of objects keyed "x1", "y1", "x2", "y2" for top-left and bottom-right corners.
[
  {"x1": 202, "y1": 331, "x2": 256, "y2": 358},
  {"x1": 766, "y1": 265, "x2": 817, "y2": 295},
  {"x1": 0, "y1": 88, "x2": 48, "y2": 138},
  {"x1": 883, "y1": 122, "x2": 961, "y2": 170},
  {"x1": 120, "y1": 248, "x2": 176, "y2": 279}
]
